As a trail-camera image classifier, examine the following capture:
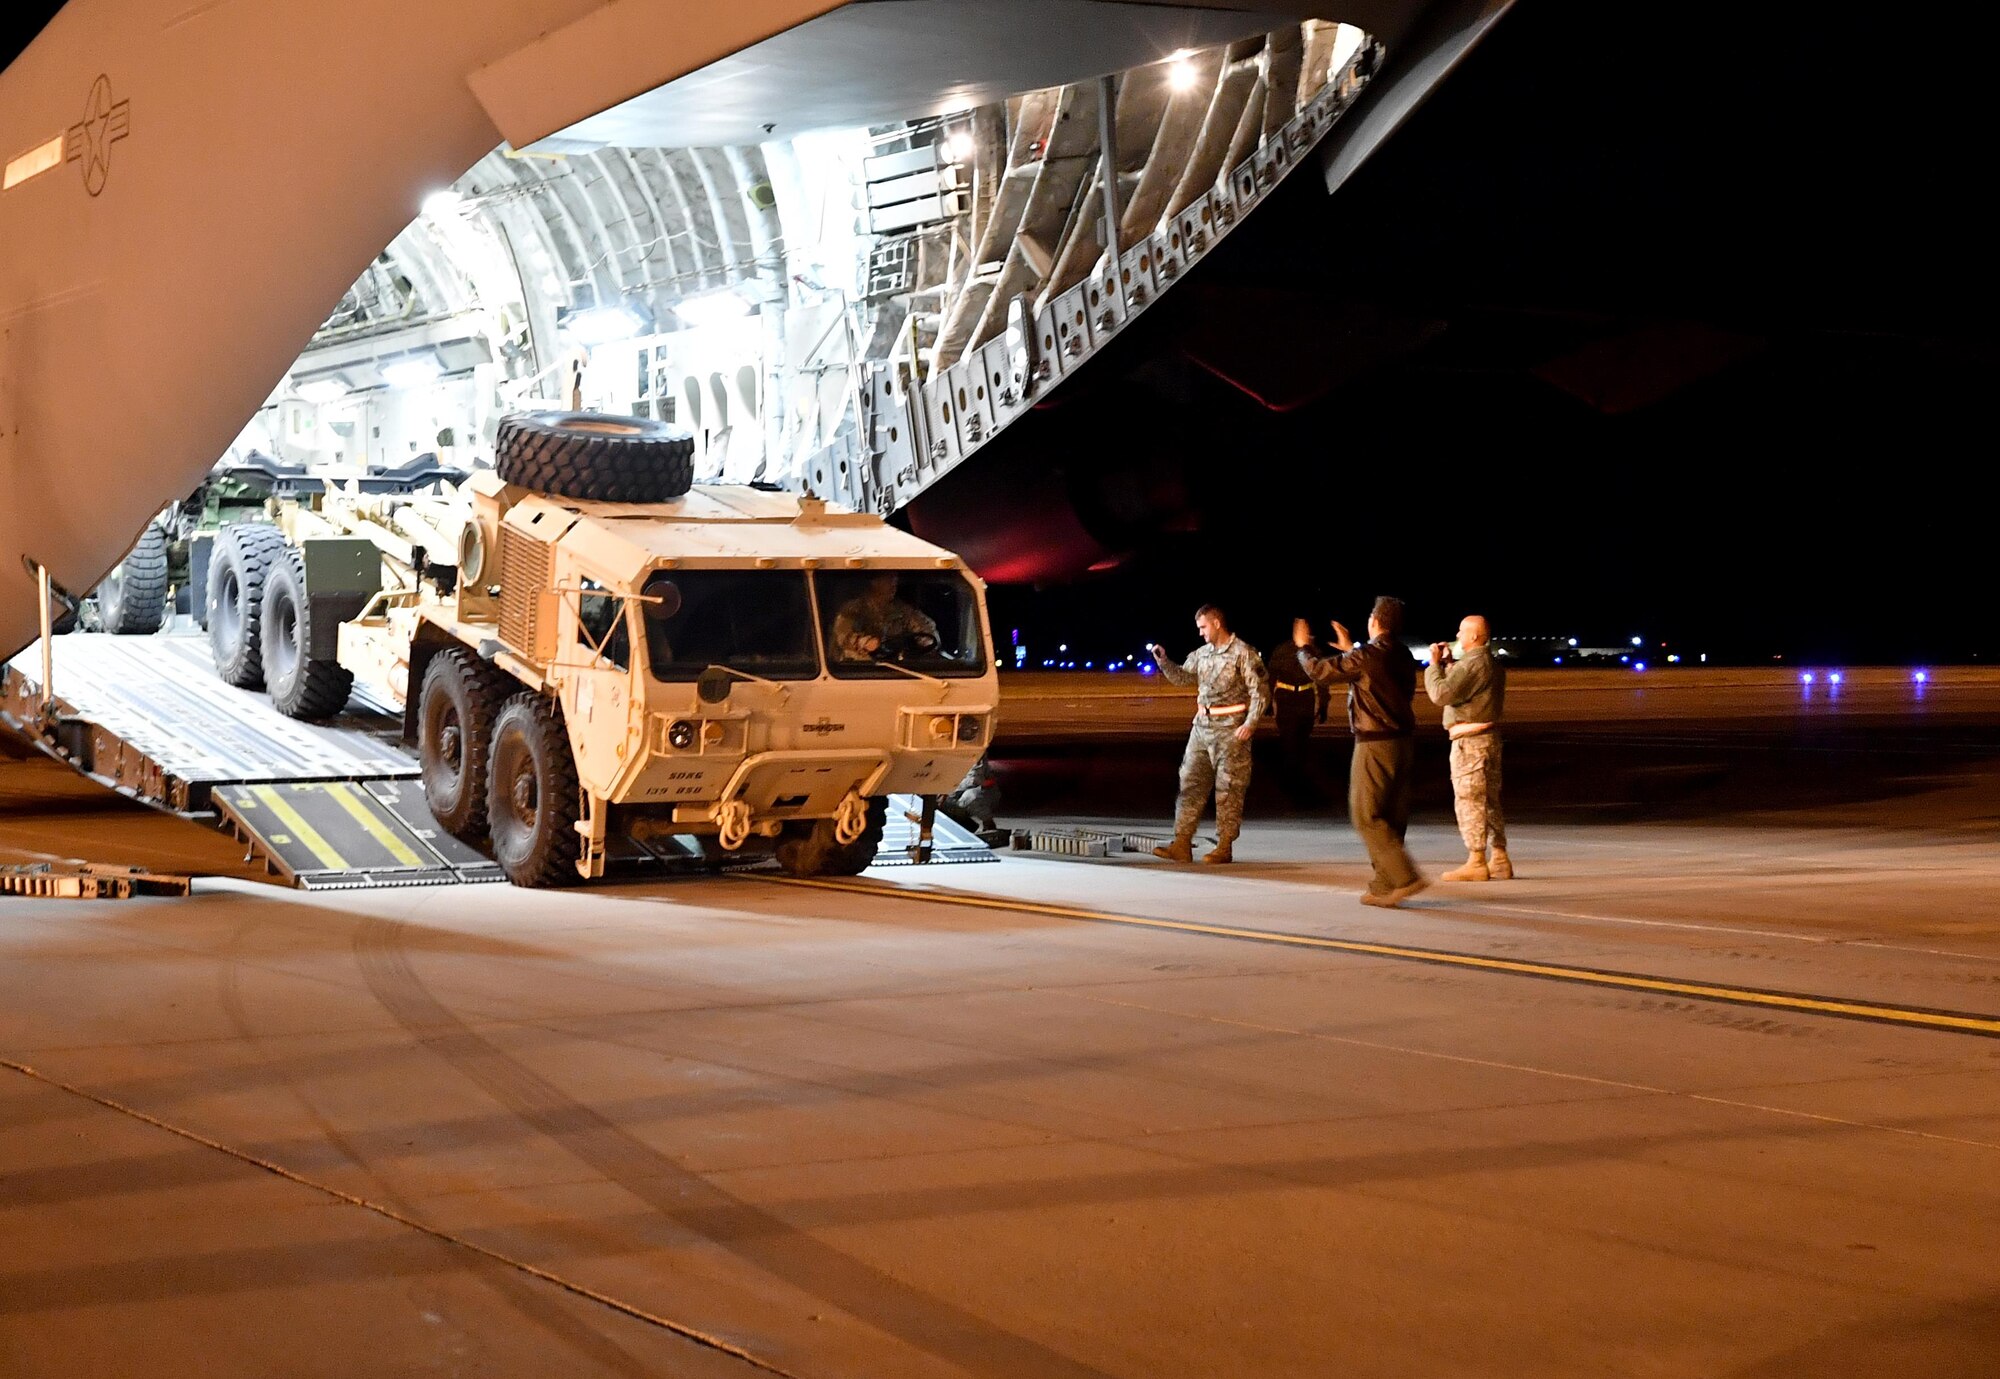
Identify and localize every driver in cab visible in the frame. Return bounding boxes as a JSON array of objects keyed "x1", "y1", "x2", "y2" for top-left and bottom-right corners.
[{"x1": 832, "y1": 573, "x2": 939, "y2": 662}]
